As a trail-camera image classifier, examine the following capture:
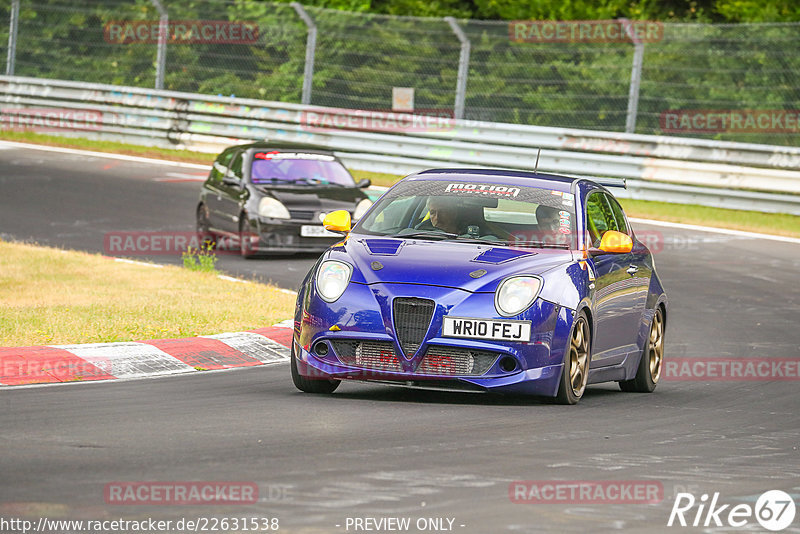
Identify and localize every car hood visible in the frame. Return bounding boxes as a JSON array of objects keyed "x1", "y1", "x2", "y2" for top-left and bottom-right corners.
[
  {"x1": 338, "y1": 236, "x2": 574, "y2": 293},
  {"x1": 262, "y1": 185, "x2": 366, "y2": 212}
]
